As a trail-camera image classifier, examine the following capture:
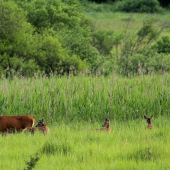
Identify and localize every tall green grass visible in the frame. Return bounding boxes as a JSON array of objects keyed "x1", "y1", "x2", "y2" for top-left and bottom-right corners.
[
  {"x1": 1, "y1": 118, "x2": 170, "y2": 170},
  {"x1": 1, "y1": 75, "x2": 170, "y2": 169},
  {"x1": 0, "y1": 74, "x2": 170, "y2": 122}
]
